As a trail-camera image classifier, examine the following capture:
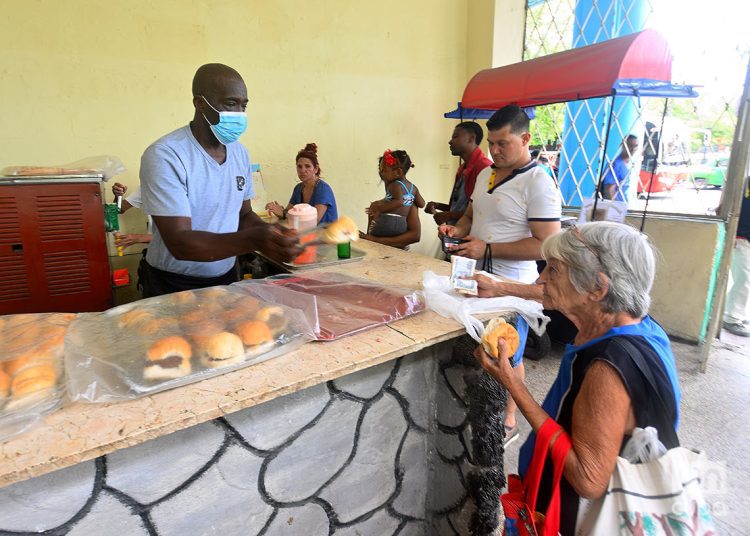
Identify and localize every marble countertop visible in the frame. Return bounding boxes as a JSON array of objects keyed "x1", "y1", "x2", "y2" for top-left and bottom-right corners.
[{"x1": 0, "y1": 240, "x2": 475, "y2": 488}]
